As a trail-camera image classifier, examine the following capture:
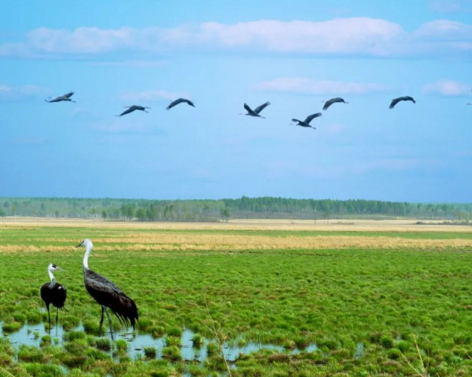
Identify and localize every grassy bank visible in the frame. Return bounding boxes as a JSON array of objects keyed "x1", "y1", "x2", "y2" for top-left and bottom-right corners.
[{"x1": 0, "y1": 221, "x2": 471, "y2": 376}]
